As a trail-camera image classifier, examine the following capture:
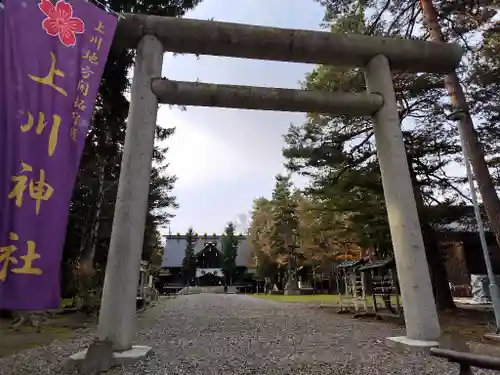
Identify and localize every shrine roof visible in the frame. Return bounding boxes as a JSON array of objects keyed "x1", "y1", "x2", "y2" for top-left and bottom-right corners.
[
  {"x1": 358, "y1": 257, "x2": 395, "y2": 272},
  {"x1": 337, "y1": 257, "x2": 369, "y2": 270}
]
